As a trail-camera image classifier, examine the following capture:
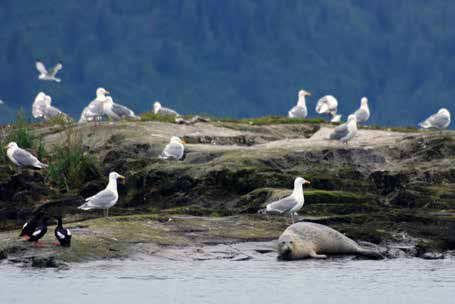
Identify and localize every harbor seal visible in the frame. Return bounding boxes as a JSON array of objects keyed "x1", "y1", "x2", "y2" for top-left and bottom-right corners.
[{"x1": 277, "y1": 222, "x2": 383, "y2": 260}]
